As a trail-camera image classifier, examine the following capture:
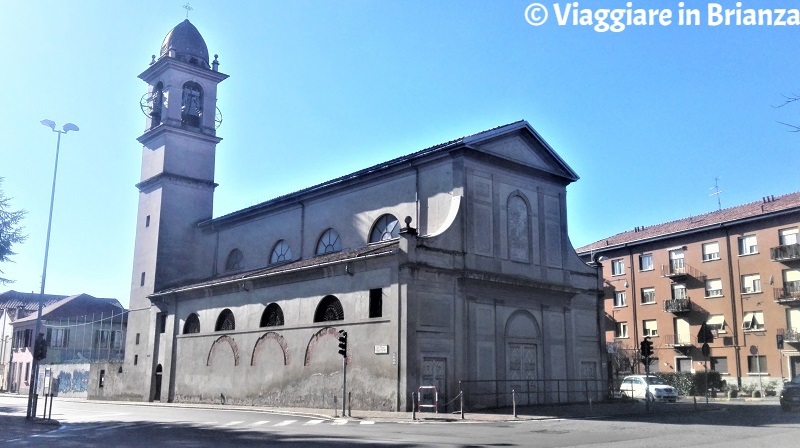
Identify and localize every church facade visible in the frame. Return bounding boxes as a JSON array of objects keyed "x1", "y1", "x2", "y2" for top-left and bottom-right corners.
[{"x1": 110, "y1": 20, "x2": 604, "y2": 411}]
